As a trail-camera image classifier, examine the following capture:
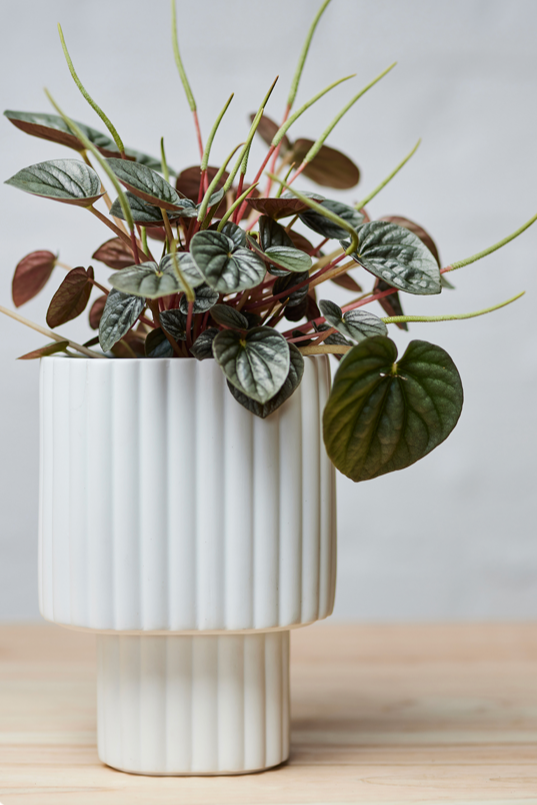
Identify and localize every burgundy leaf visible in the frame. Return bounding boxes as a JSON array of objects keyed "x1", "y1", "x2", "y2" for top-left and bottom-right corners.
[
  {"x1": 246, "y1": 197, "x2": 310, "y2": 219},
  {"x1": 289, "y1": 139, "x2": 360, "y2": 189},
  {"x1": 373, "y1": 277, "x2": 408, "y2": 331},
  {"x1": 330, "y1": 273, "x2": 363, "y2": 293},
  {"x1": 89, "y1": 294, "x2": 108, "y2": 329},
  {"x1": 12, "y1": 250, "x2": 56, "y2": 307},
  {"x1": 46, "y1": 266, "x2": 94, "y2": 328},
  {"x1": 288, "y1": 230, "x2": 314, "y2": 253},
  {"x1": 249, "y1": 113, "x2": 291, "y2": 155},
  {"x1": 92, "y1": 237, "x2": 135, "y2": 270},
  {"x1": 176, "y1": 165, "x2": 229, "y2": 200},
  {"x1": 17, "y1": 340, "x2": 70, "y2": 360}
]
